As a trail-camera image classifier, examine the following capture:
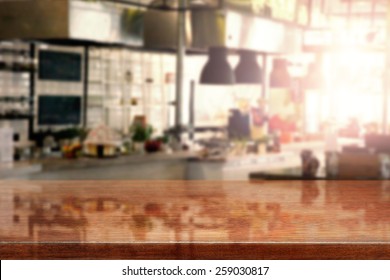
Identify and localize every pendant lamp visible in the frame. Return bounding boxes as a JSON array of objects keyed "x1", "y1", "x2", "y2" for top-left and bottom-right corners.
[
  {"x1": 303, "y1": 62, "x2": 323, "y2": 89},
  {"x1": 234, "y1": 50, "x2": 262, "y2": 84},
  {"x1": 200, "y1": 47, "x2": 235, "y2": 85},
  {"x1": 270, "y1": 58, "x2": 291, "y2": 88}
]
